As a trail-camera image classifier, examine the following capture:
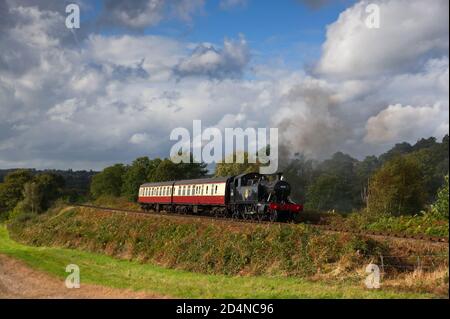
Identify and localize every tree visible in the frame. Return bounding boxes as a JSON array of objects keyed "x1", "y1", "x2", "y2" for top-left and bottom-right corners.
[
  {"x1": 379, "y1": 142, "x2": 413, "y2": 163},
  {"x1": 0, "y1": 169, "x2": 33, "y2": 214},
  {"x1": 90, "y1": 164, "x2": 126, "y2": 198},
  {"x1": 121, "y1": 157, "x2": 155, "y2": 201},
  {"x1": 282, "y1": 154, "x2": 316, "y2": 204},
  {"x1": 429, "y1": 175, "x2": 449, "y2": 220},
  {"x1": 305, "y1": 174, "x2": 354, "y2": 212},
  {"x1": 22, "y1": 182, "x2": 43, "y2": 214},
  {"x1": 367, "y1": 156, "x2": 426, "y2": 216},
  {"x1": 355, "y1": 156, "x2": 381, "y2": 207},
  {"x1": 176, "y1": 158, "x2": 208, "y2": 180},
  {"x1": 33, "y1": 173, "x2": 65, "y2": 210},
  {"x1": 147, "y1": 156, "x2": 207, "y2": 183},
  {"x1": 215, "y1": 152, "x2": 260, "y2": 177},
  {"x1": 148, "y1": 160, "x2": 180, "y2": 182}
]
